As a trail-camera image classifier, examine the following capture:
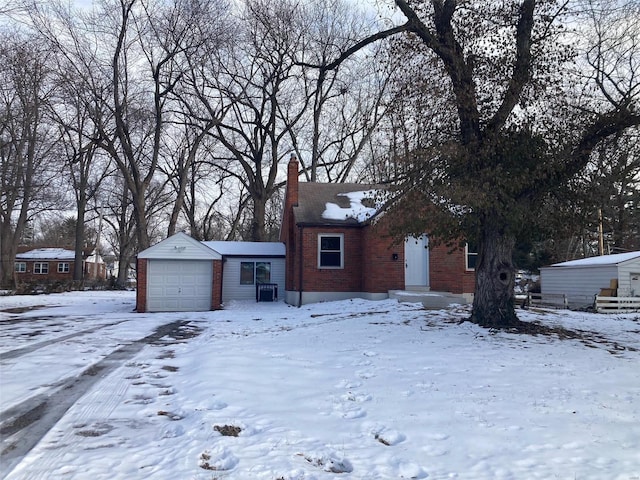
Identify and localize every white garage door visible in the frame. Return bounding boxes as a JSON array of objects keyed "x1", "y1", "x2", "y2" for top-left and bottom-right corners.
[{"x1": 147, "y1": 260, "x2": 213, "y2": 312}]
